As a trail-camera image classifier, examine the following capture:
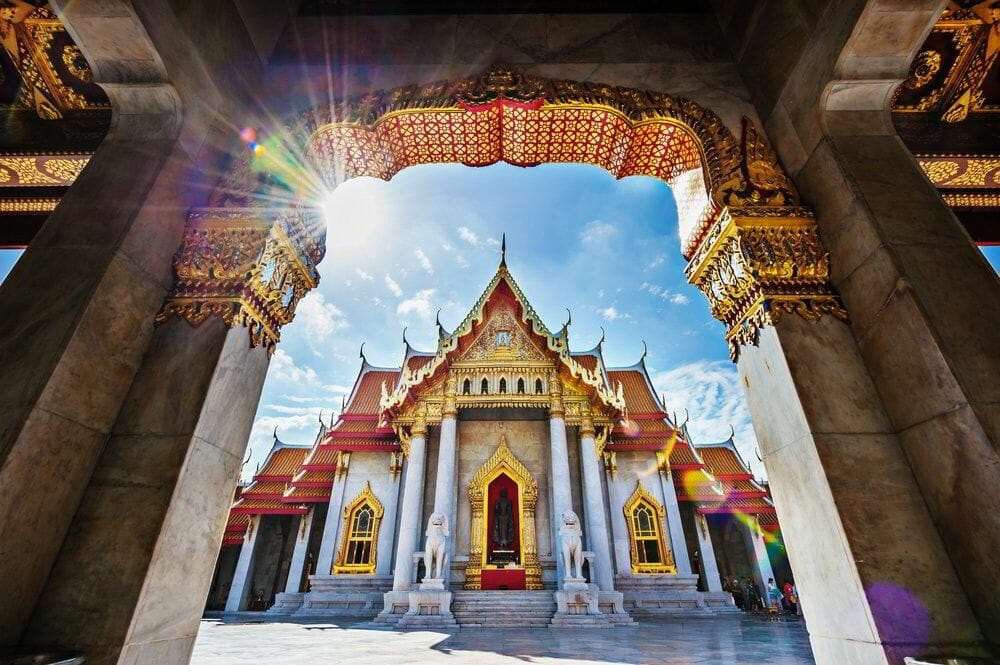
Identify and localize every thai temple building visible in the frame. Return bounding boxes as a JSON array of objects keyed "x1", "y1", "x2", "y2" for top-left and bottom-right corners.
[{"x1": 206, "y1": 251, "x2": 790, "y2": 626}]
